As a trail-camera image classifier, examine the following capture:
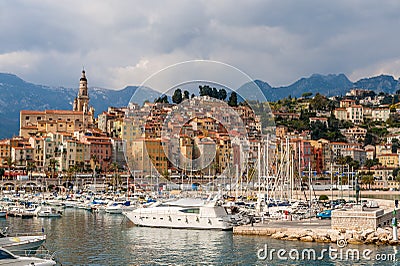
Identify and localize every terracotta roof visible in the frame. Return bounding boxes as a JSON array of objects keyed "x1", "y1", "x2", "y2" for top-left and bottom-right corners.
[
  {"x1": 20, "y1": 110, "x2": 45, "y2": 115},
  {"x1": 21, "y1": 126, "x2": 38, "y2": 129}
]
